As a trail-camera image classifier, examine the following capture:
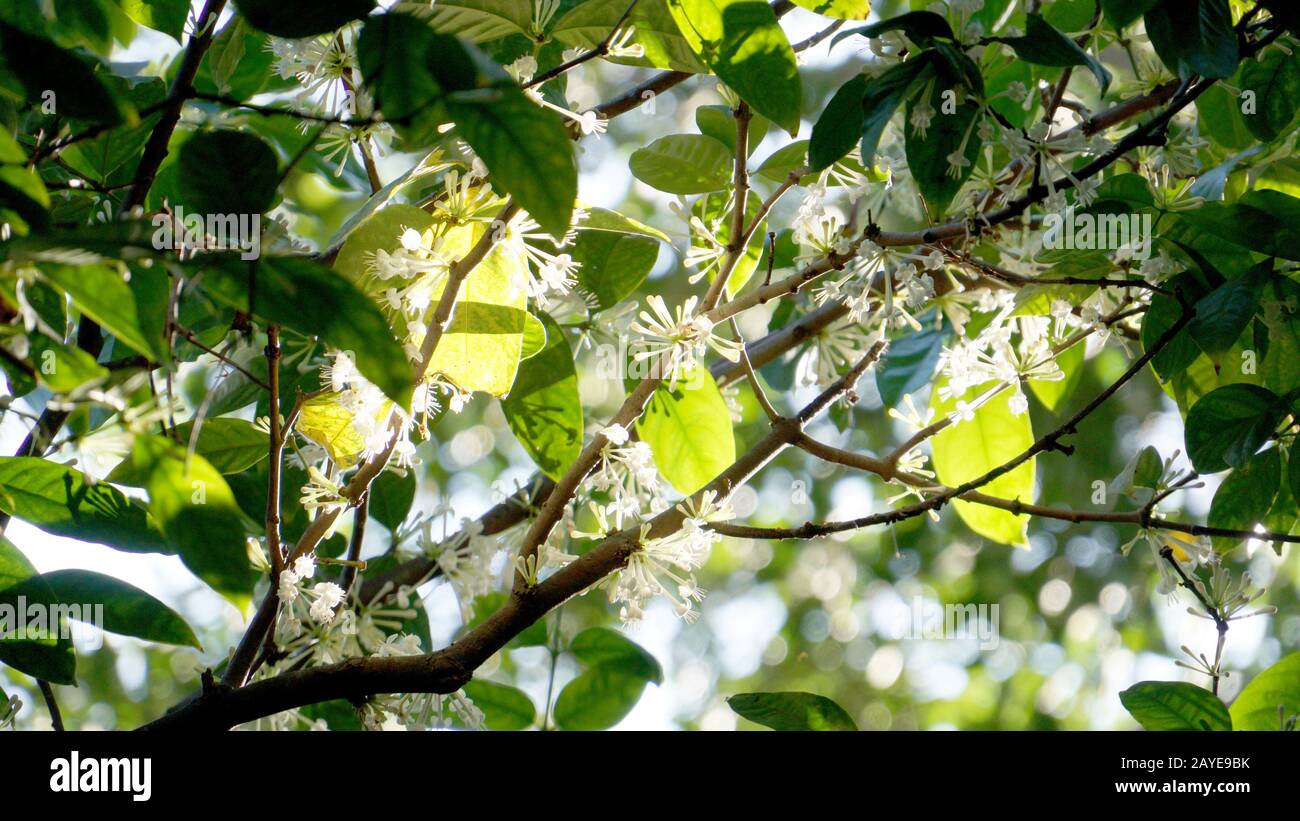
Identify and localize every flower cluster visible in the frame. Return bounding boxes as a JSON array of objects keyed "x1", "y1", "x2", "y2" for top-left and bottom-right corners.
[{"x1": 605, "y1": 491, "x2": 735, "y2": 623}]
